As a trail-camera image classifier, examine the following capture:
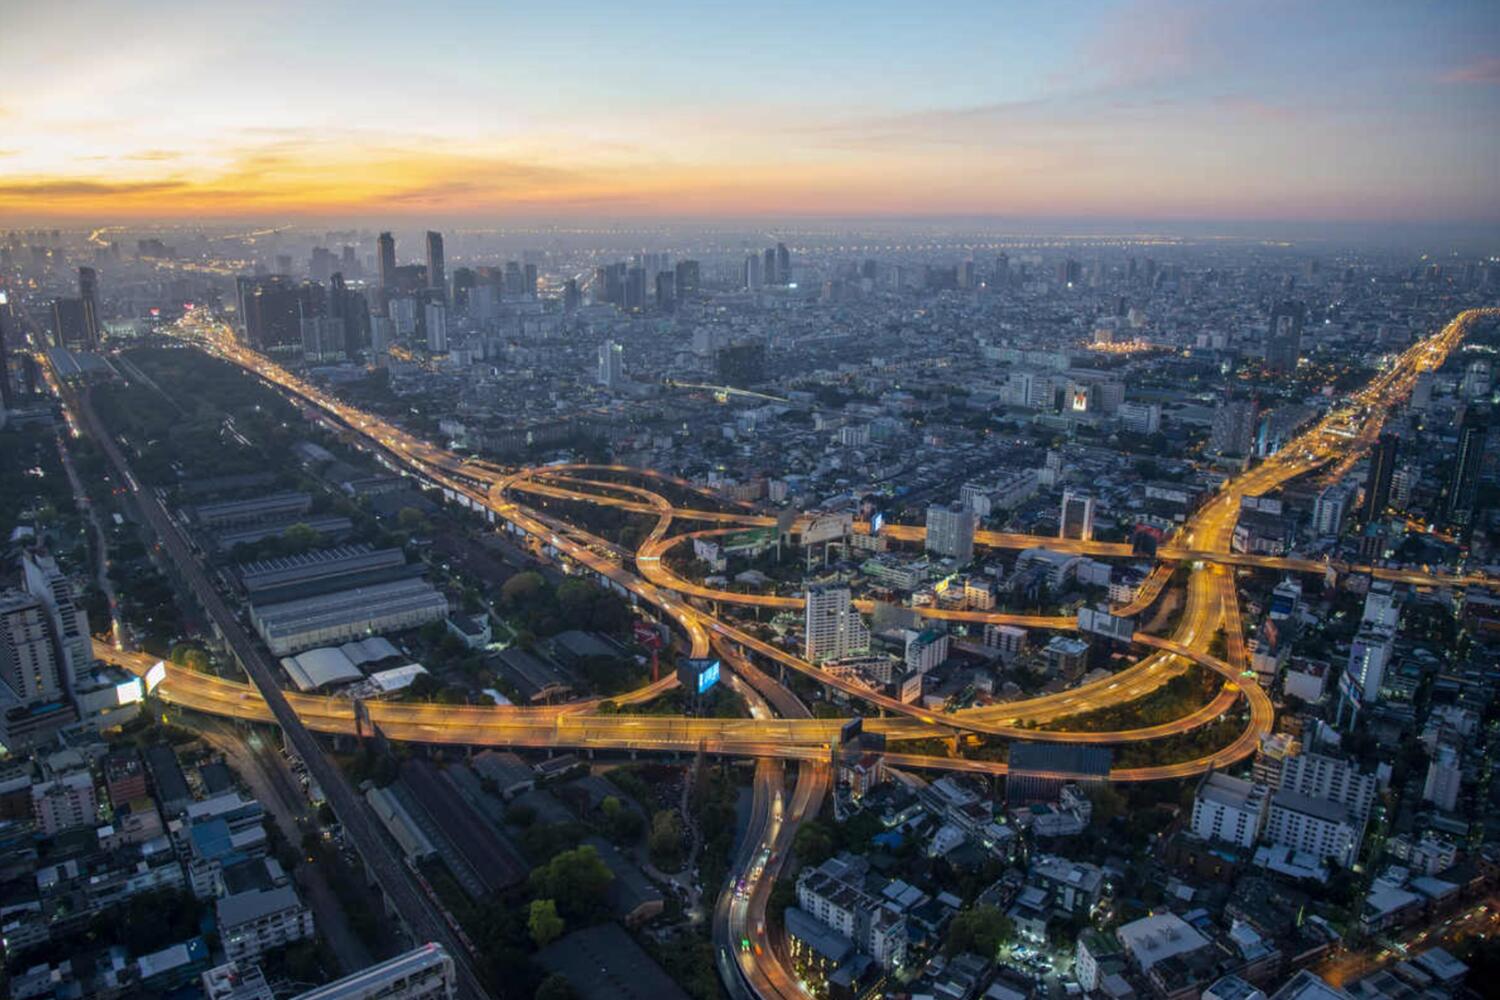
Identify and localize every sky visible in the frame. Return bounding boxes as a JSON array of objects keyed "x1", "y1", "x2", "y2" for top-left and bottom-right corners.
[{"x1": 2, "y1": 0, "x2": 1498, "y2": 225}]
